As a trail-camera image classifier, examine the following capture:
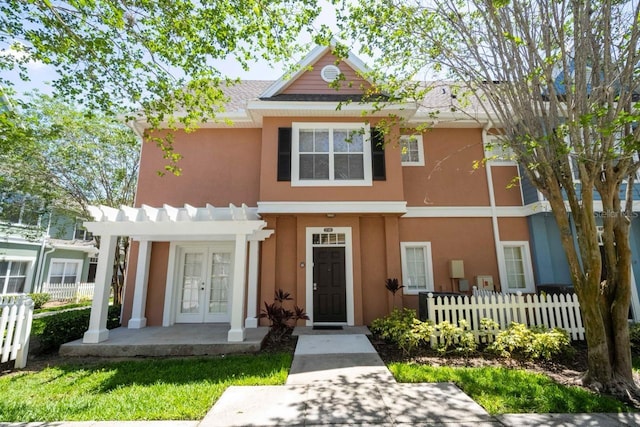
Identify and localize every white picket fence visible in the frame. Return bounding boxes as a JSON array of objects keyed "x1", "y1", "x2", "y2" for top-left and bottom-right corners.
[
  {"x1": 40, "y1": 282, "x2": 96, "y2": 302},
  {"x1": 425, "y1": 289, "x2": 584, "y2": 344},
  {"x1": 0, "y1": 294, "x2": 34, "y2": 368}
]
